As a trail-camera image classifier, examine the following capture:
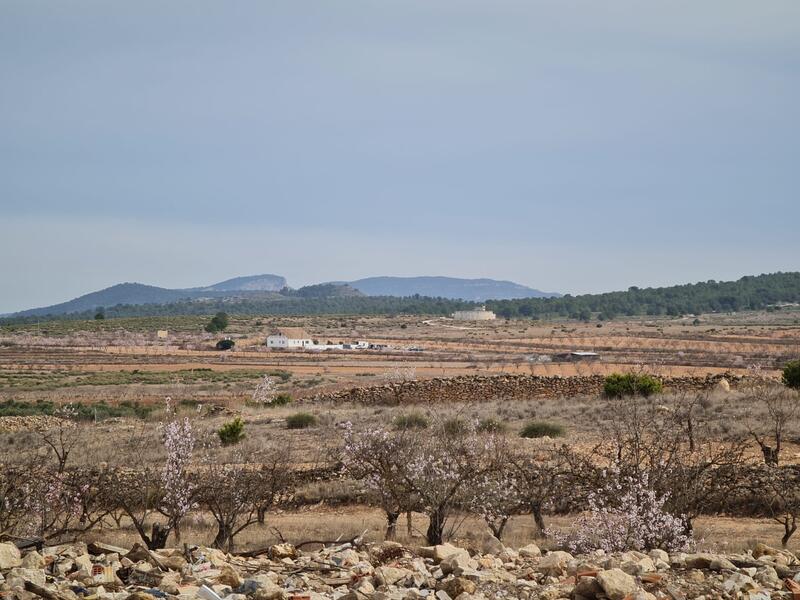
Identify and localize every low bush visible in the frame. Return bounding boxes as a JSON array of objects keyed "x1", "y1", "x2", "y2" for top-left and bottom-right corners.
[
  {"x1": 520, "y1": 420, "x2": 565, "y2": 438},
  {"x1": 286, "y1": 412, "x2": 317, "y2": 429},
  {"x1": 272, "y1": 393, "x2": 292, "y2": 406},
  {"x1": 218, "y1": 416, "x2": 246, "y2": 445},
  {"x1": 393, "y1": 413, "x2": 429, "y2": 430},
  {"x1": 783, "y1": 360, "x2": 800, "y2": 390},
  {"x1": 442, "y1": 418, "x2": 467, "y2": 436},
  {"x1": 603, "y1": 373, "x2": 663, "y2": 398}
]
